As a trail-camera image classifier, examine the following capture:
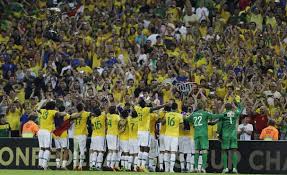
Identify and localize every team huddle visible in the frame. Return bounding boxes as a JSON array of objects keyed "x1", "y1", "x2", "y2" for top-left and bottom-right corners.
[{"x1": 36, "y1": 98, "x2": 243, "y2": 173}]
